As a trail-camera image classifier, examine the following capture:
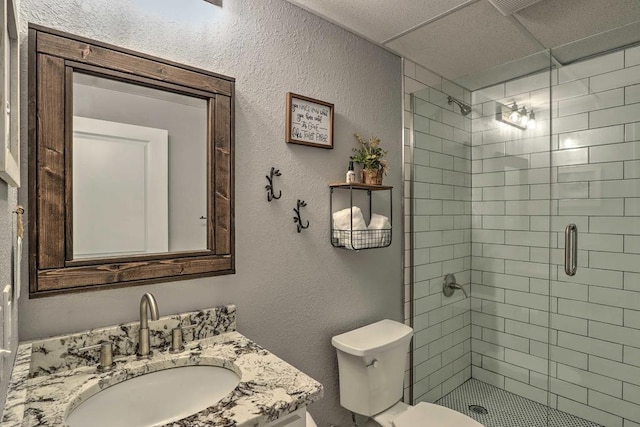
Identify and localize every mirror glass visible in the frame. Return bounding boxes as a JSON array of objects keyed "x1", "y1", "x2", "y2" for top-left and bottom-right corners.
[{"x1": 72, "y1": 73, "x2": 208, "y2": 259}]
